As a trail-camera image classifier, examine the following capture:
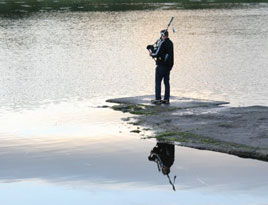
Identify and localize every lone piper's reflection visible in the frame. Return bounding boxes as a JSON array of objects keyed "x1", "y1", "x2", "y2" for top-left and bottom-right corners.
[{"x1": 148, "y1": 142, "x2": 176, "y2": 191}]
